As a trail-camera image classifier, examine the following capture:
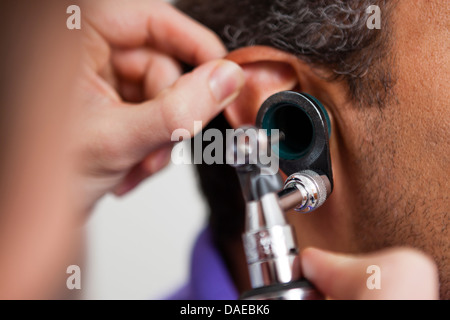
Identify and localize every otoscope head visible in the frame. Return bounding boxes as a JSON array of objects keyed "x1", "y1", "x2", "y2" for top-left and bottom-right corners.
[{"x1": 256, "y1": 91, "x2": 334, "y2": 191}]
